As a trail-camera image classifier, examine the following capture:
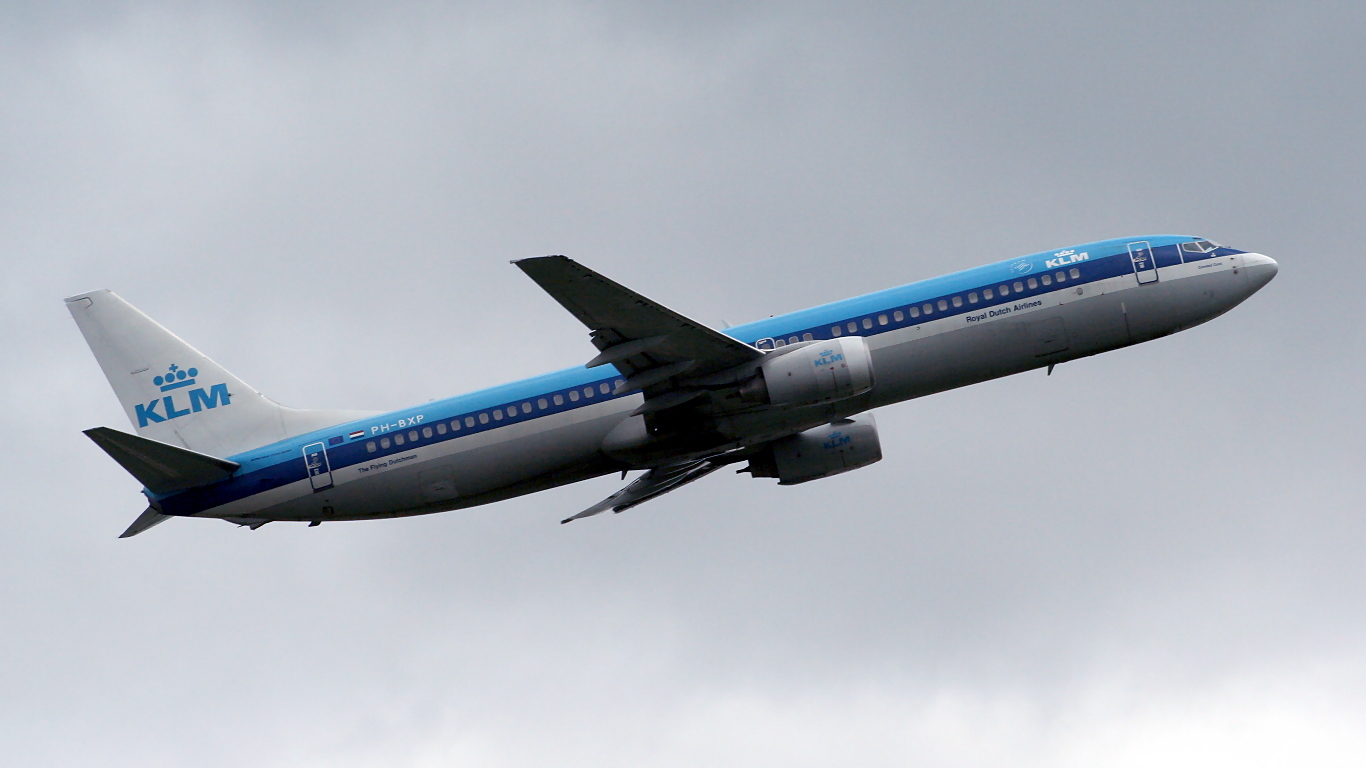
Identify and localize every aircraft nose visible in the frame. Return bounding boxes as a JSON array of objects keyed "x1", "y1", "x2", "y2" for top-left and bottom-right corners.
[{"x1": 1242, "y1": 252, "x2": 1278, "y2": 291}]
